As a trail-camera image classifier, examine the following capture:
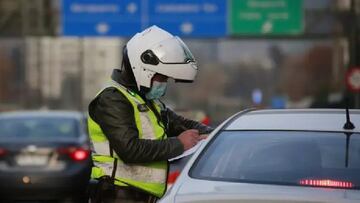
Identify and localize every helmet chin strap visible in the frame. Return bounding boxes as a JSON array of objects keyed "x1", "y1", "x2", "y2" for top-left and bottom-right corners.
[{"x1": 139, "y1": 86, "x2": 150, "y2": 96}]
